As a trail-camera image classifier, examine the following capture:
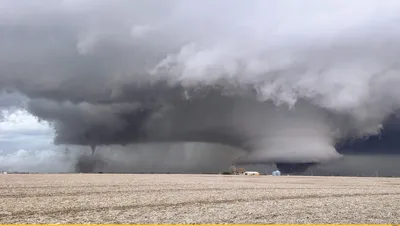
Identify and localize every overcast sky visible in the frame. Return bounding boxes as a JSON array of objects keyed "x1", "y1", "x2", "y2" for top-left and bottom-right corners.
[{"x1": 2, "y1": 0, "x2": 400, "y2": 174}]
